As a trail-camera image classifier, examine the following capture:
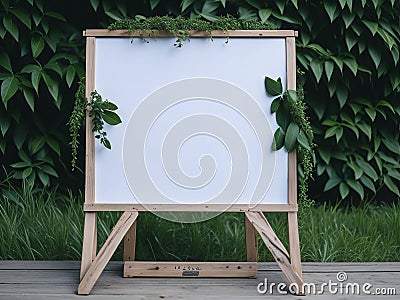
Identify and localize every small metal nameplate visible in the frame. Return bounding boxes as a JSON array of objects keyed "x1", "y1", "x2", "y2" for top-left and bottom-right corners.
[{"x1": 182, "y1": 270, "x2": 200, "y2": 276}]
